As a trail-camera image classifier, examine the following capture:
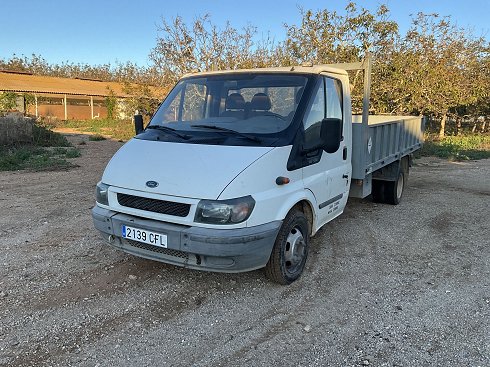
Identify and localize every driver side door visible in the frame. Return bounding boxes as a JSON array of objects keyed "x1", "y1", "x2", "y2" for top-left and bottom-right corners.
[{"x1": 302, "y1": 76, "x2": 350, "y2": 227}]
